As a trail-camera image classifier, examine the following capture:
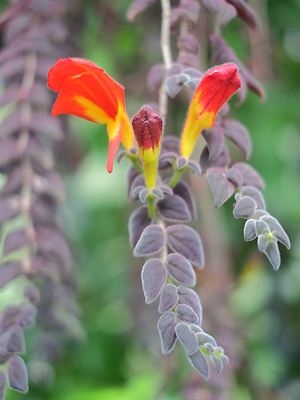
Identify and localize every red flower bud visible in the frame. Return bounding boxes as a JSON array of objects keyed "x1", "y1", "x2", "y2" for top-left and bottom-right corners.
[{"x1": 132, "y1": 106, "x2": 163, "y2": 190}]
